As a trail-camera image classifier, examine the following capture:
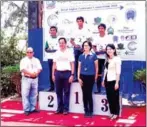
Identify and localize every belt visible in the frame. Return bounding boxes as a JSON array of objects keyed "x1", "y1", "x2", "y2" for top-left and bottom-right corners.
[
  {"x1": 24, "y1": 76, "x2": 38, "y2": 79},
  {"x1": 56, "y1": 70, "x2": 71, "y2": 72}
]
